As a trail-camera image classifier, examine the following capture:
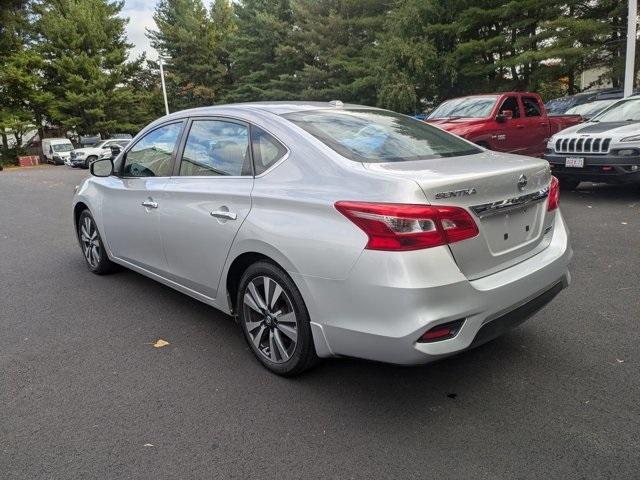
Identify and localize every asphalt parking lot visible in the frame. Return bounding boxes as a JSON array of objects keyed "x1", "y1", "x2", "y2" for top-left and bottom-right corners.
[{"x1": 1, "y1": 165, "x2": 639, "y2": 479}]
